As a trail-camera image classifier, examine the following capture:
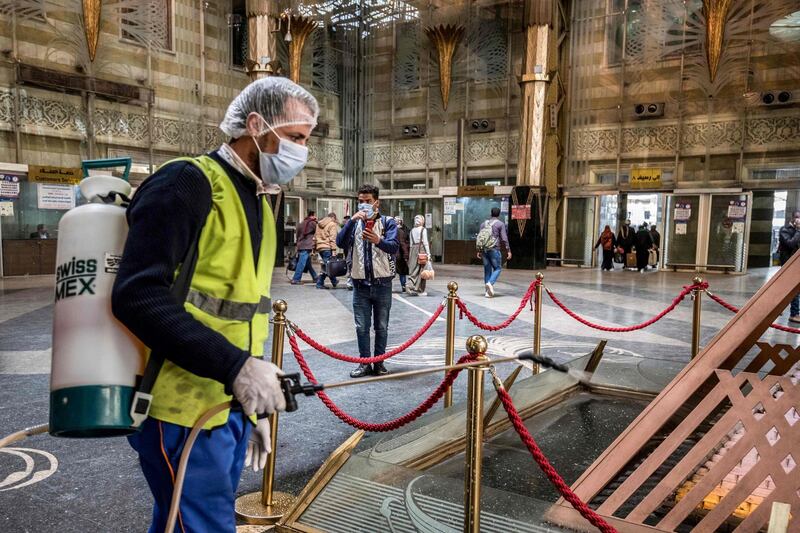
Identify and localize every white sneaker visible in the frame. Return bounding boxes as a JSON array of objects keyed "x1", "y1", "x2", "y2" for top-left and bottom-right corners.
[
  {"x1": 418, "y1": 292, "x2": 428, "y2": 297},
  {"x1": 484, "y1": 291, "x2": 491, "y2": 298},
  {"x1": 485, "y1": 283, "x2": 495, "y2": 297}
]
